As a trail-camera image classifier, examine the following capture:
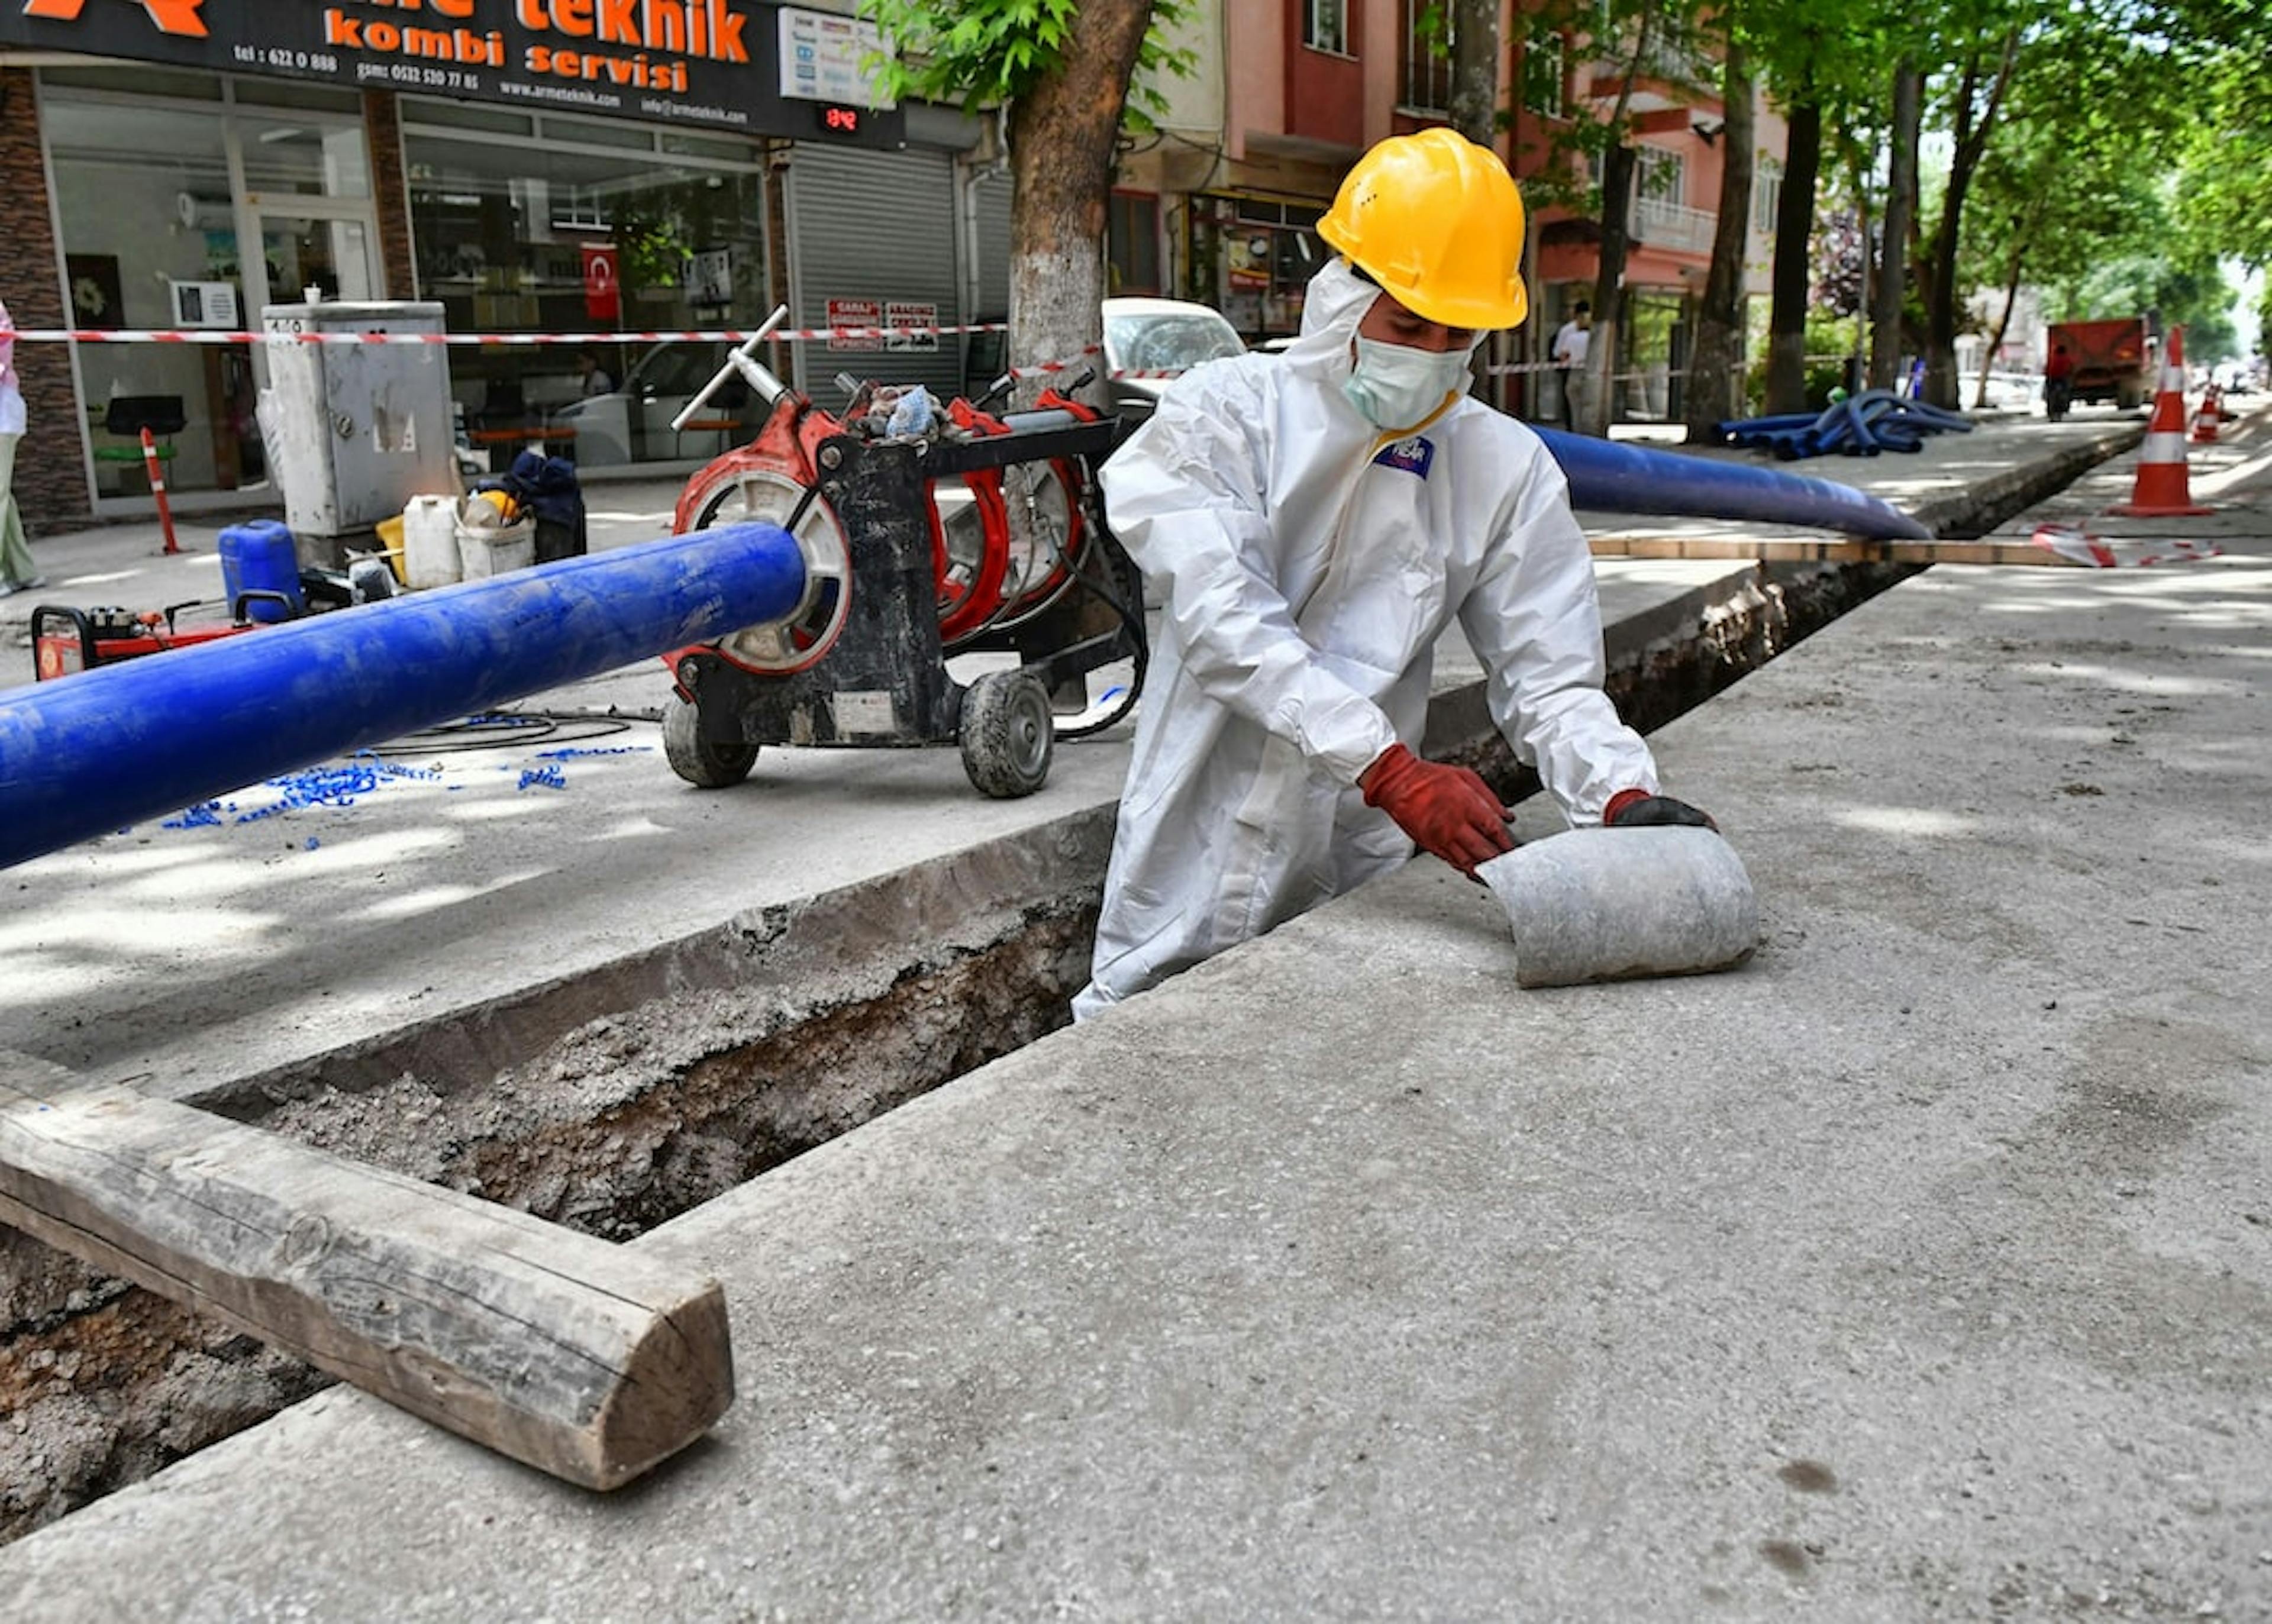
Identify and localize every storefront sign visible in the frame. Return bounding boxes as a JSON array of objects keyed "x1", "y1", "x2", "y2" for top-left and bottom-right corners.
[
  {"x1": 686, "y1": 247, "x2": 734, "y2": 307},
  {"x1": 777, "y1": 6, "x2": 889, "y2": 107},
  {"x1": 883, "y1": 300, "x2": 937, "y2": 353},
  {"x1": 0, "y1": 0, "x2": 907, "y2": 147},
  {"x1": 824, "y1": 296, "x2": 883, "y2": 351}
]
